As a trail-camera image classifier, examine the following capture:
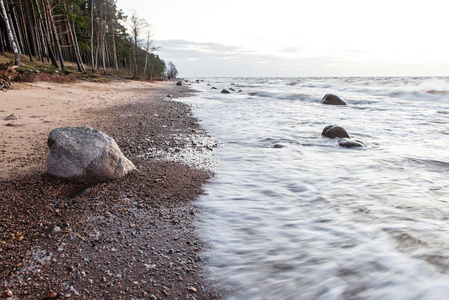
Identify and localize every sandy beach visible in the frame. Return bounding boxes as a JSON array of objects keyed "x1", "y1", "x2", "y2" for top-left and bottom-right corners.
[
  {"x1": 0, "y1": 80, "x2": 224, "y2": 299},
  {"x1": 1, "y1": 80, "x2": 171, "y2": 179}
]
